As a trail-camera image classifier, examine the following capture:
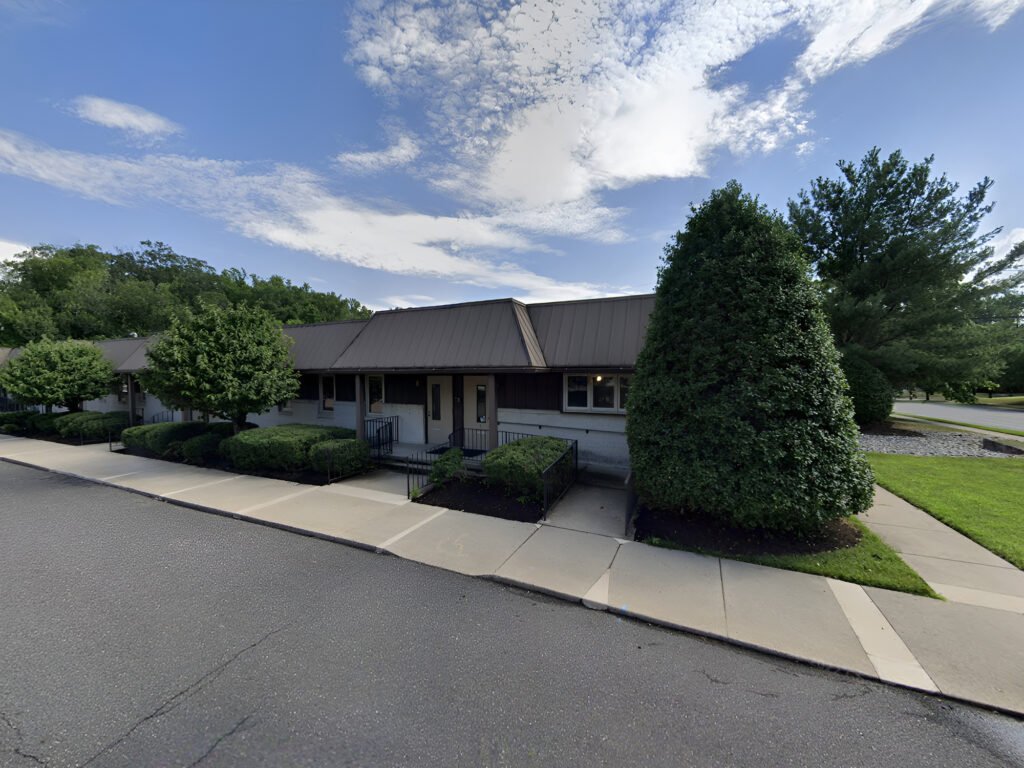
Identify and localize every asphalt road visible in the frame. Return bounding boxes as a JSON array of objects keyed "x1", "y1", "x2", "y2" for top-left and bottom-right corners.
[
  {"x1": 1, "y1": 461, "x2": 1022, "y2": 768},
  {"x1": 894, "y1": 400, "x2": 1024, "y2": 432}
]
